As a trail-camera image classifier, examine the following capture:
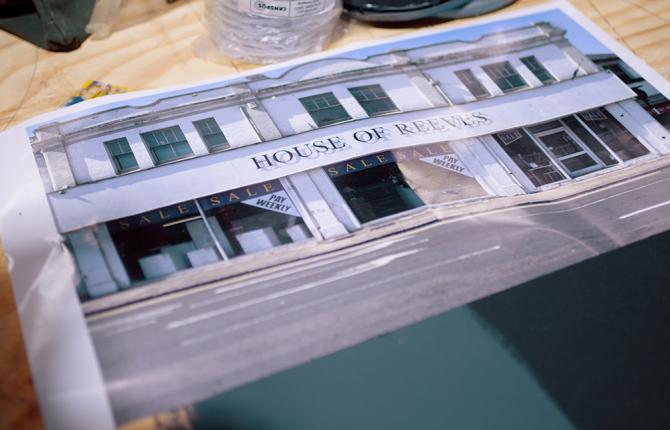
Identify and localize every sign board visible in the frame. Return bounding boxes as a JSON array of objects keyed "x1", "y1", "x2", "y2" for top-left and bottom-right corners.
[
  {"x1": 420, "y1": 153, "x2": 474, "y2": 177},
  {"x1": 240, "y1": 190, "x2": 301, "y2": 217}
]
